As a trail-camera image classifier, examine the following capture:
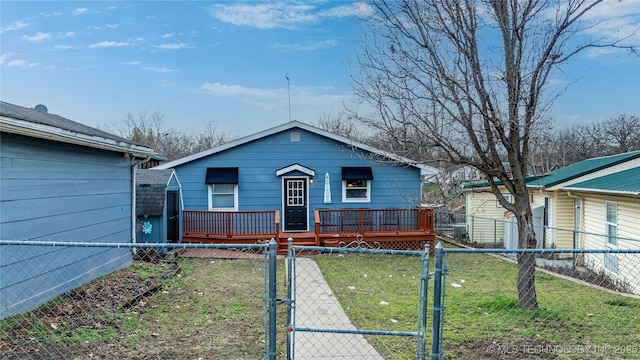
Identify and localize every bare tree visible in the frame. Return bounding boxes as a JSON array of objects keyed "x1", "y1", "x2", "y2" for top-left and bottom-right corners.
[
  {"x1": 315, "y1": 112, "x2": 363, "y2": 140},
  {"x1": 535, "y1": 114, "x2": 640, "y2": 168},
  {"x1": 103, "y1": 111, "x2": 235, "y2": 161},
  {"x1": 352, "y1": 0, "x2": 637, "y2": 309},
  {"x1": 604, "y1": 114, "x2": 640, "y2": 153}
]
